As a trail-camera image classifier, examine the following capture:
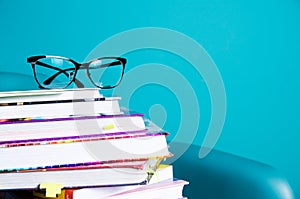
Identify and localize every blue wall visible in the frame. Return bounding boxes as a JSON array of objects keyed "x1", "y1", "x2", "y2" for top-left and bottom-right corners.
[{"x1": 1, "y1": 0, "x2": 300, "y2": 197}]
